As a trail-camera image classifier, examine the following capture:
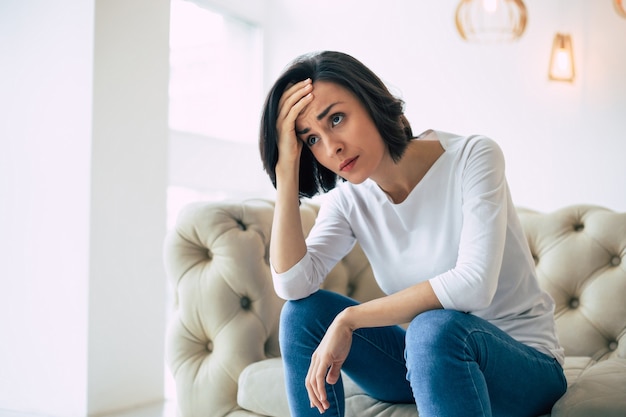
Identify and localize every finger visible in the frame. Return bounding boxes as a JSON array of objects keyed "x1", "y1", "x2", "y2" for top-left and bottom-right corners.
[
  {"x1": 306, "y1": 356, "x2": 328, "y2": 413},
  {"x1": 277, "y1": 91, "x2": 312, "y2": 137},
  {"x1": 277, "y1": 80, "x2": 313, "y2": 124},
  {"x1": 279, "y1": 91, "x2": 313, "y2": 138},
  {"x1": 278, "y1": 78, "x2": 312, "y2": 112},
  {"x1": 275, "y1": 94, "x2": 313, "y2": 159},
  {"x1": 326, "y1": 363, "x2": 342, "y2": 385},
  {"x1": 305, "y1": 357, "x2": 322, "y2": 411},
  {"x1": 314, "y1": 362, "x2": 329, "y2": 411}
]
